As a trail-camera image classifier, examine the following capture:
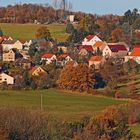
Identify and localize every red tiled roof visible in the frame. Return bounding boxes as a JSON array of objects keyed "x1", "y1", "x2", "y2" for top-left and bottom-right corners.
[
  {"x1": 86, "y1": 35, "x2": 95, "y2": 41},
  {"x1": 108, "y1": 45, "x2": 127, "y2": 52},
  {"x1": 130, "y1": 45, "x2": 140, "y2": 56},
  {"x1": 41, "y1": 54, "x2": 54, "y2": 59},
  {"x1": 89, "y1": 56, "x2": 103, "y2": 61},
  {"x1": 79, "y1": 45, "x2": 93, "y2": 52},
  {"x1": 58, "y1": 54, "x2": 69, "y2": 61}
]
